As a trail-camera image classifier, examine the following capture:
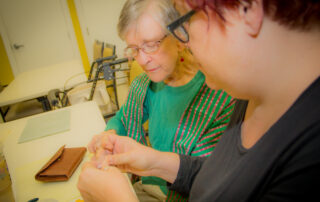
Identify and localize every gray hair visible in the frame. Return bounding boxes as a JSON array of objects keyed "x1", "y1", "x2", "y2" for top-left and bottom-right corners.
[{"x1": 117, "y1": 0, "x2": 180, "y2": 40}]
